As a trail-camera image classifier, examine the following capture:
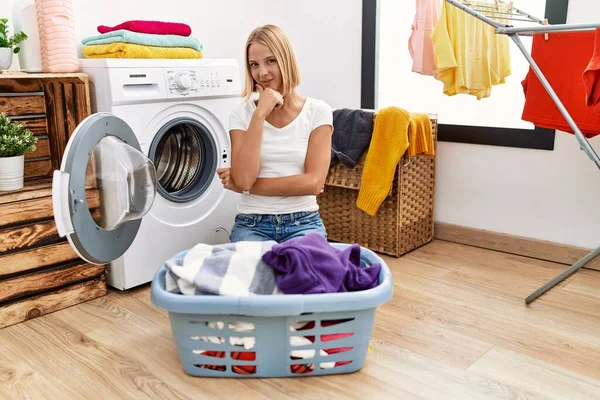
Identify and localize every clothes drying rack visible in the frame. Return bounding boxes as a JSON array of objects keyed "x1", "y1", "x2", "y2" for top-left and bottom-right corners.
[{"x1": 445, "y1": 0, "x2": 600, "y2": 304}]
